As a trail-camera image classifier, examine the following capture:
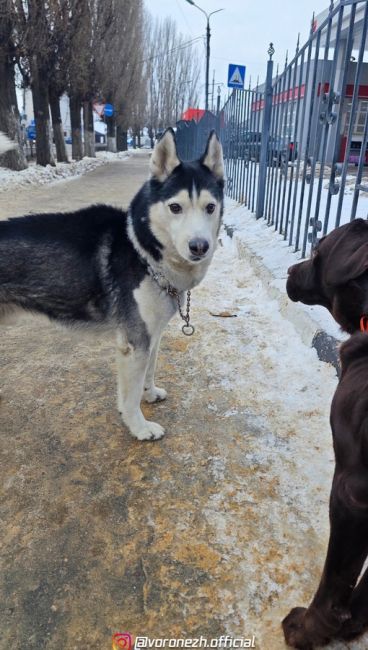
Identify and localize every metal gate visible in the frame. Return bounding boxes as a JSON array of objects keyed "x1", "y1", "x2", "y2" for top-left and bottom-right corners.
[
  {"x1": 177, "y1": 0, "x2": 368, "y2": 259},
  {"x1": 222, "y1": 86, "x2": 265, "y2": 215},
  {"x1": 223, "y1": 0, "x2": 368, "y2": 258}
]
